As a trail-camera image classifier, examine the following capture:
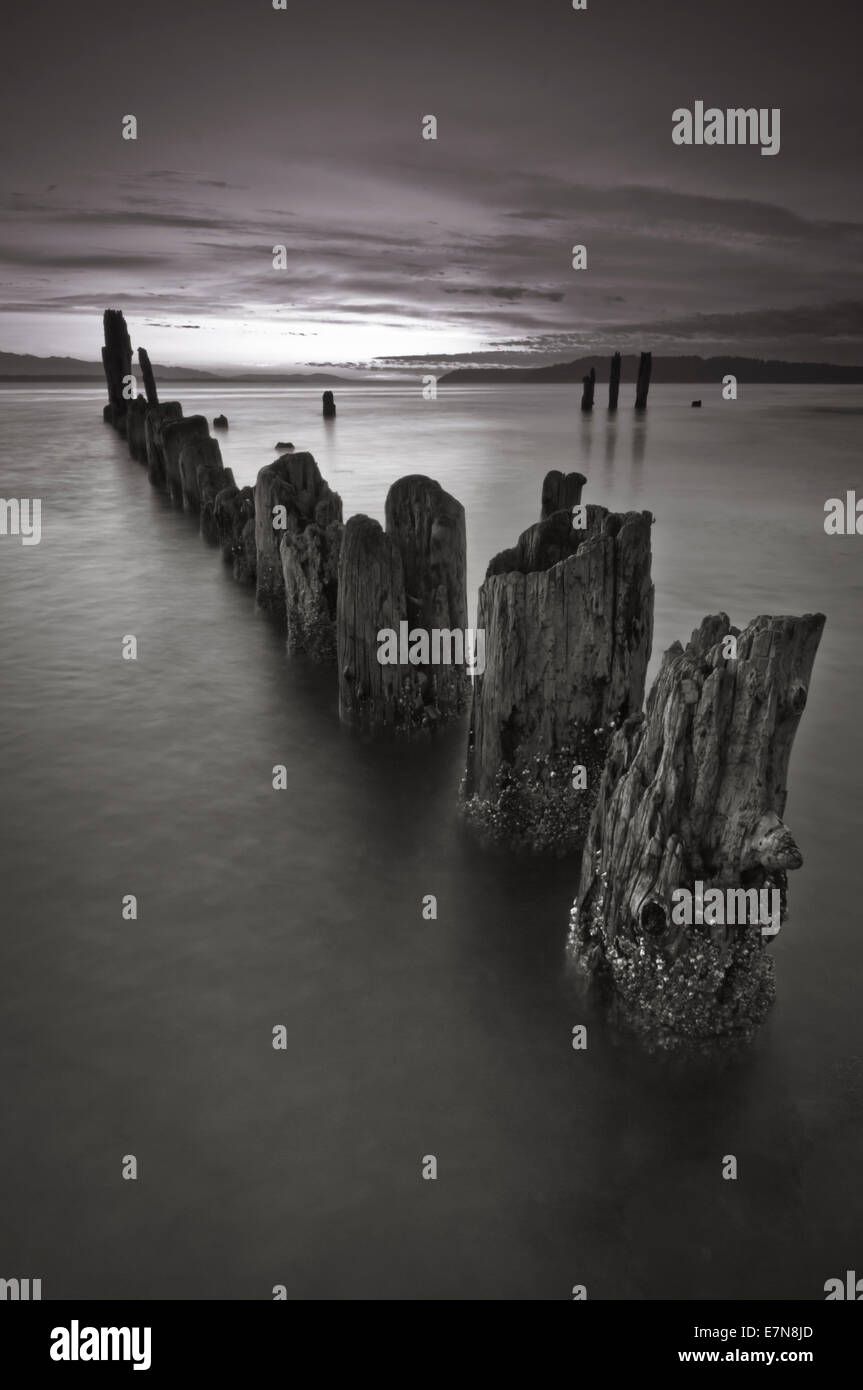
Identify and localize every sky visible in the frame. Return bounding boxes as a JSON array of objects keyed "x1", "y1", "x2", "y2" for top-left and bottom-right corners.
[{"x1": 1, "y1": 0, "x2": 862, "y2": 372}]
